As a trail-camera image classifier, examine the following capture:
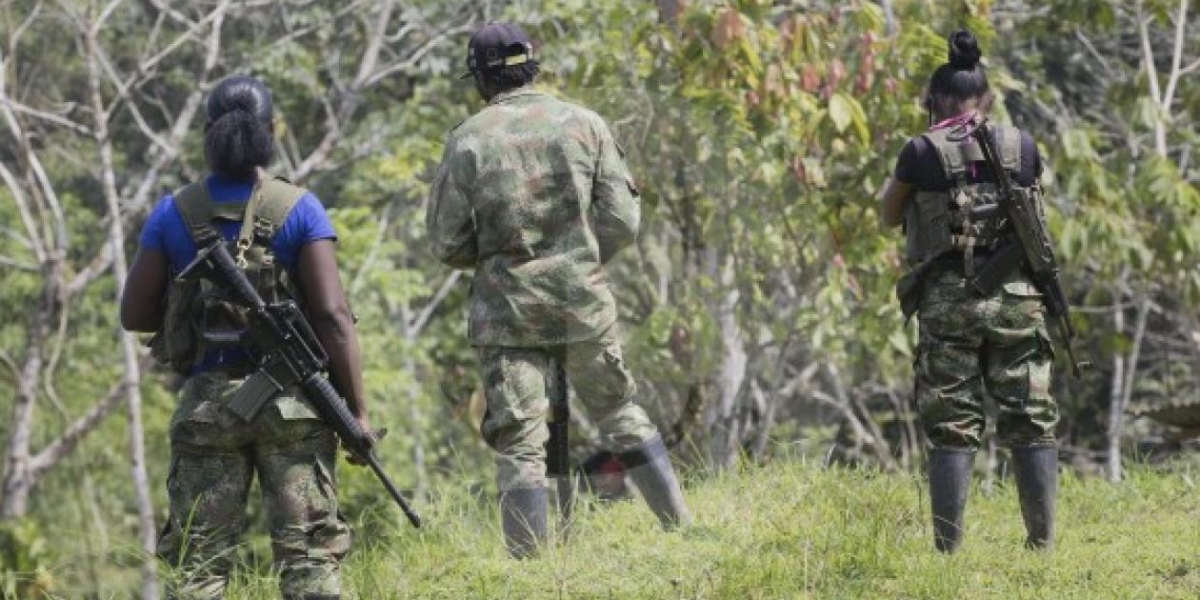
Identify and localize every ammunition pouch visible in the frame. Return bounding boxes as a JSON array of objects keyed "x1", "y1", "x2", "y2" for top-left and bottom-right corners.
[
  {"x1": 148, "y1": 277, "x2": 204, "y2": 373},
  {"x1": 895, "y1": 265, "x2": 926, "y2": 322},
  {"x1": 906, "y1": 189, "x2": 1011, "y2": 267}
]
